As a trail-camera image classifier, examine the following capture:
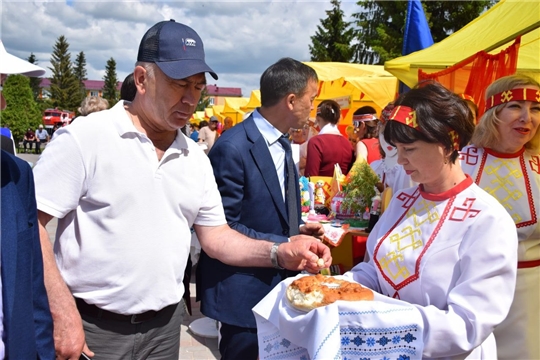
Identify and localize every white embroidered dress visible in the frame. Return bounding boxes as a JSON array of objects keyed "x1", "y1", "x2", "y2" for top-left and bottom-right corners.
[
  {"x1": 460, "y1": 145, "x2": 540, "y2": 360},
  {"x1": 345, "y1": 176, "x2": 517, "y2": 359}
]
